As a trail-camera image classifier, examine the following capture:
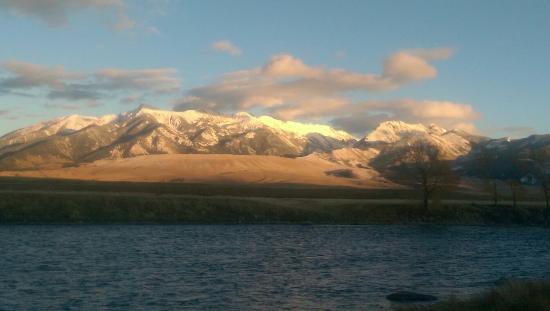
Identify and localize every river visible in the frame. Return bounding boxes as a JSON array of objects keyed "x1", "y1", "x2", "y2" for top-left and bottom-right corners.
[{"x1": 1, "y1": 225, "x2": 549, "y2": 310}]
